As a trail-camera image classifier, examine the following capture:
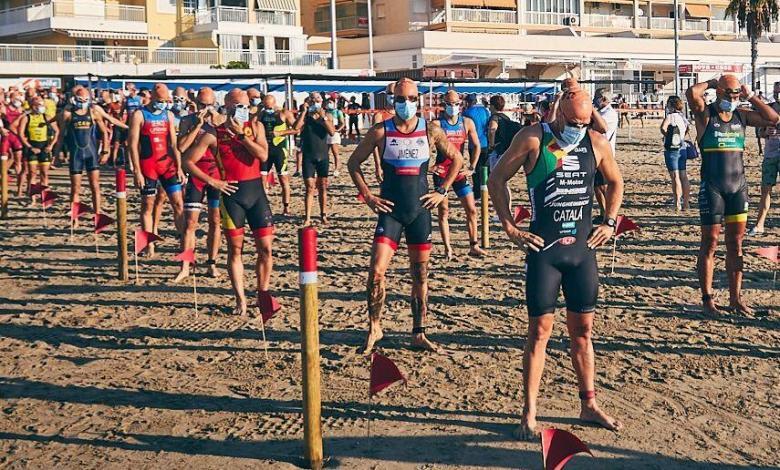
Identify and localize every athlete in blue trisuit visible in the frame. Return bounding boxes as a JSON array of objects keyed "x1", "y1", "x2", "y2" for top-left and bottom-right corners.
[
  {"x1": 489, "y1": 89, "x2": 625, "y2": 439},
  {"x1": 348, "y1": 78, "x2": 465, "y2": 353}
]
